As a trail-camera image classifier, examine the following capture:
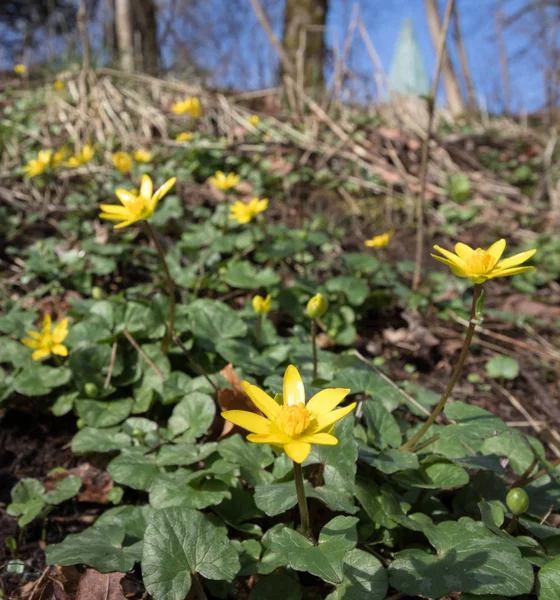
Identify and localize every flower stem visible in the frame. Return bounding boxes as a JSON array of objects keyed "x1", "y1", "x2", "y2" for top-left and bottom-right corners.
[
  {"x1": 293, "y1": 462, "x2": 312, "y2": 538},
  {"x1": 143, "y1": 221, "x2": 175, "y2": 354},
  {"x1": 255, "y1": 314, "x2": 263, "y2": 345},
  {"x1": 311, "y1": 319, "x2": 318, "y2": 379},
  {"x1": 400, "y1": 283, "x2": 483, "y2": 451}
]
